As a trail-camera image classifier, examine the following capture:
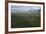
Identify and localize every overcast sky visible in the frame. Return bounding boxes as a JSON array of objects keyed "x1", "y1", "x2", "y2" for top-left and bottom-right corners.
[{"x1": 11, "y1": 5, "x2": 41, "y2": 13}]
